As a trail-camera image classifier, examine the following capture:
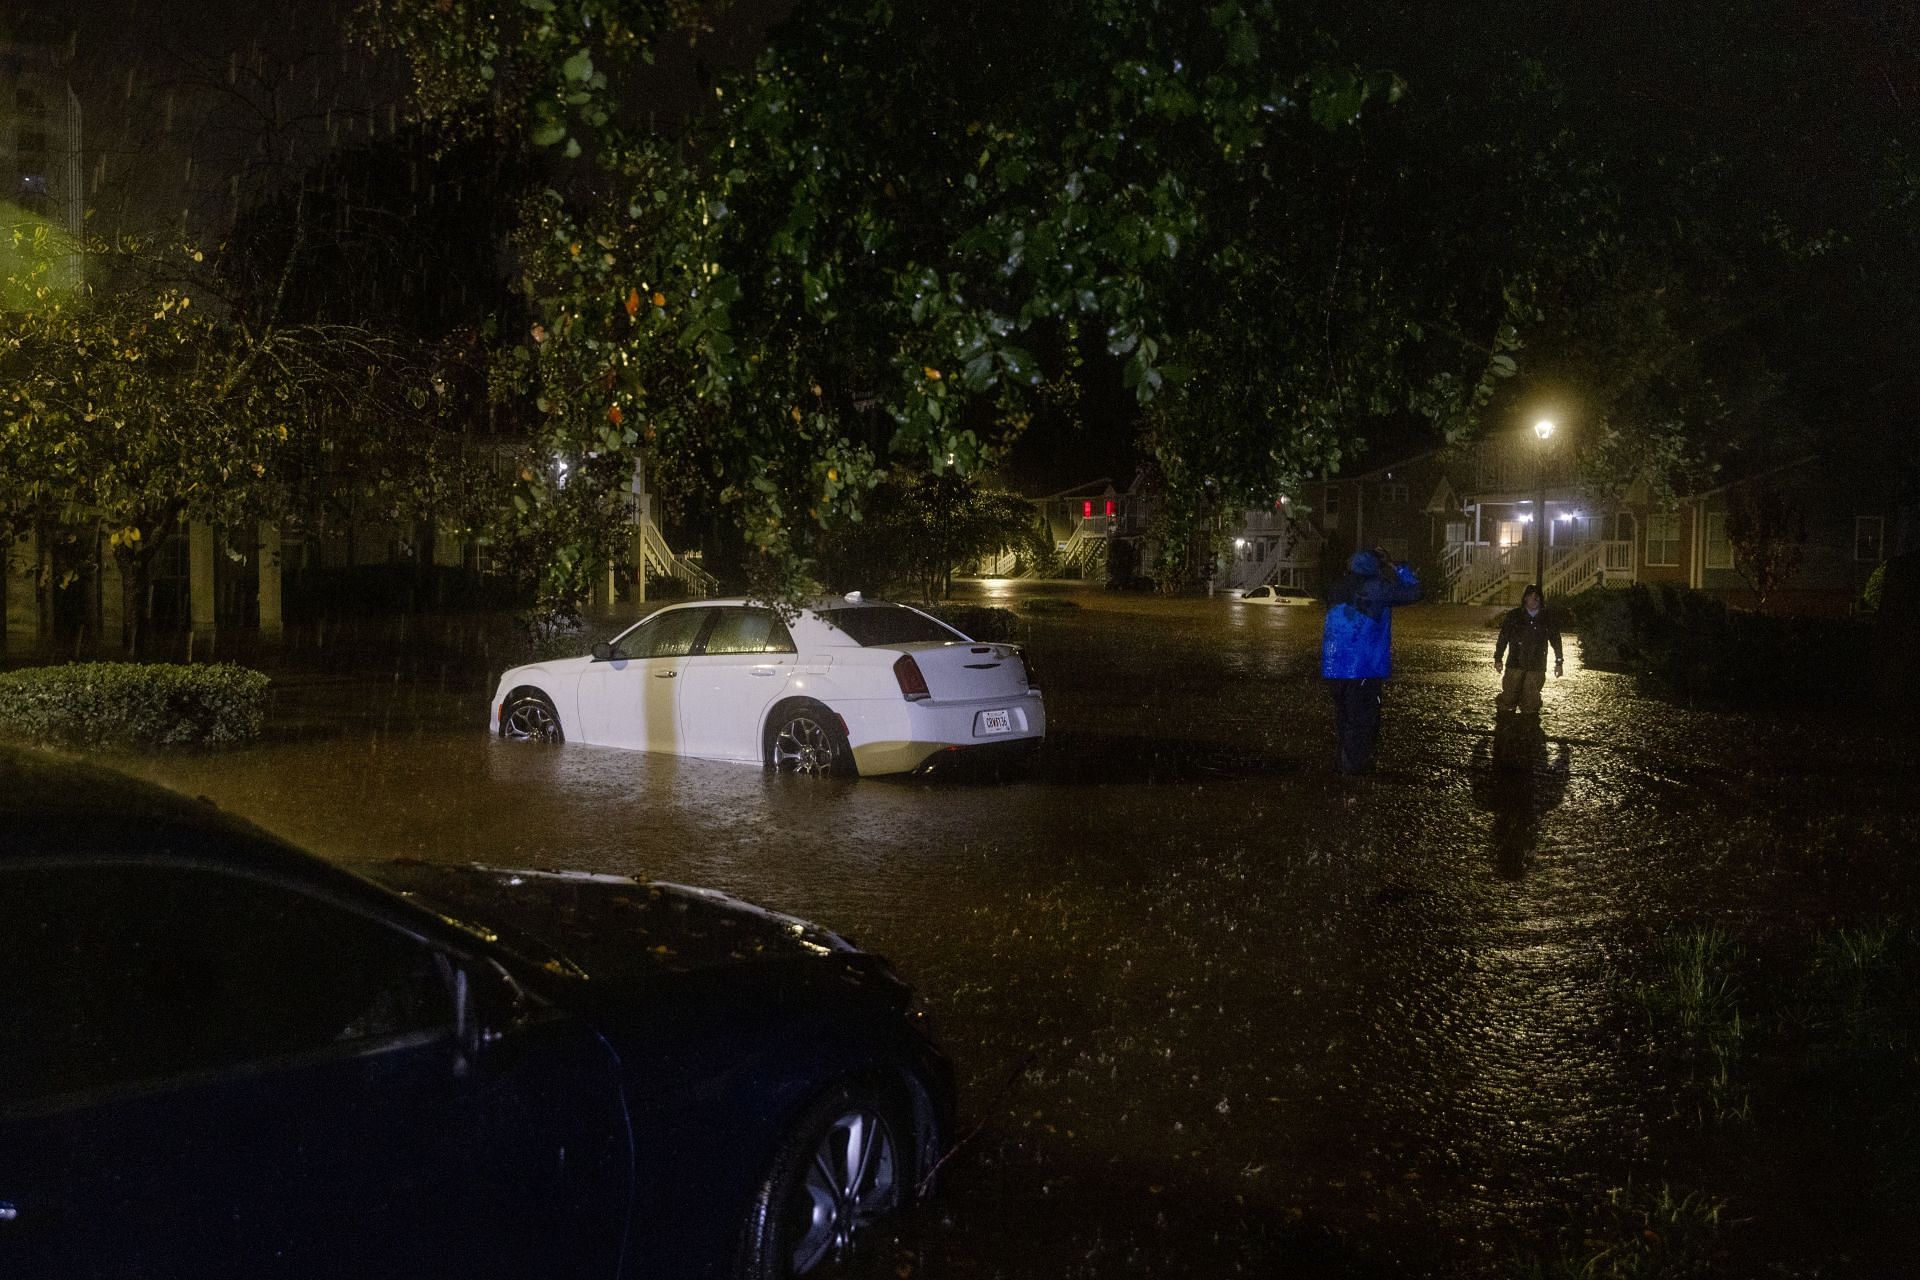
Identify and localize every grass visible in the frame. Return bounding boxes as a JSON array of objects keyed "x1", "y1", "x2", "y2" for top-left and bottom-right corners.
[
  {"x1": 1514, "y1": 1183, "x2": 1726, "y2": 1280},
  {"x1": 1637, "y1": 929, "x2": 1750, "y2": 1125}
]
